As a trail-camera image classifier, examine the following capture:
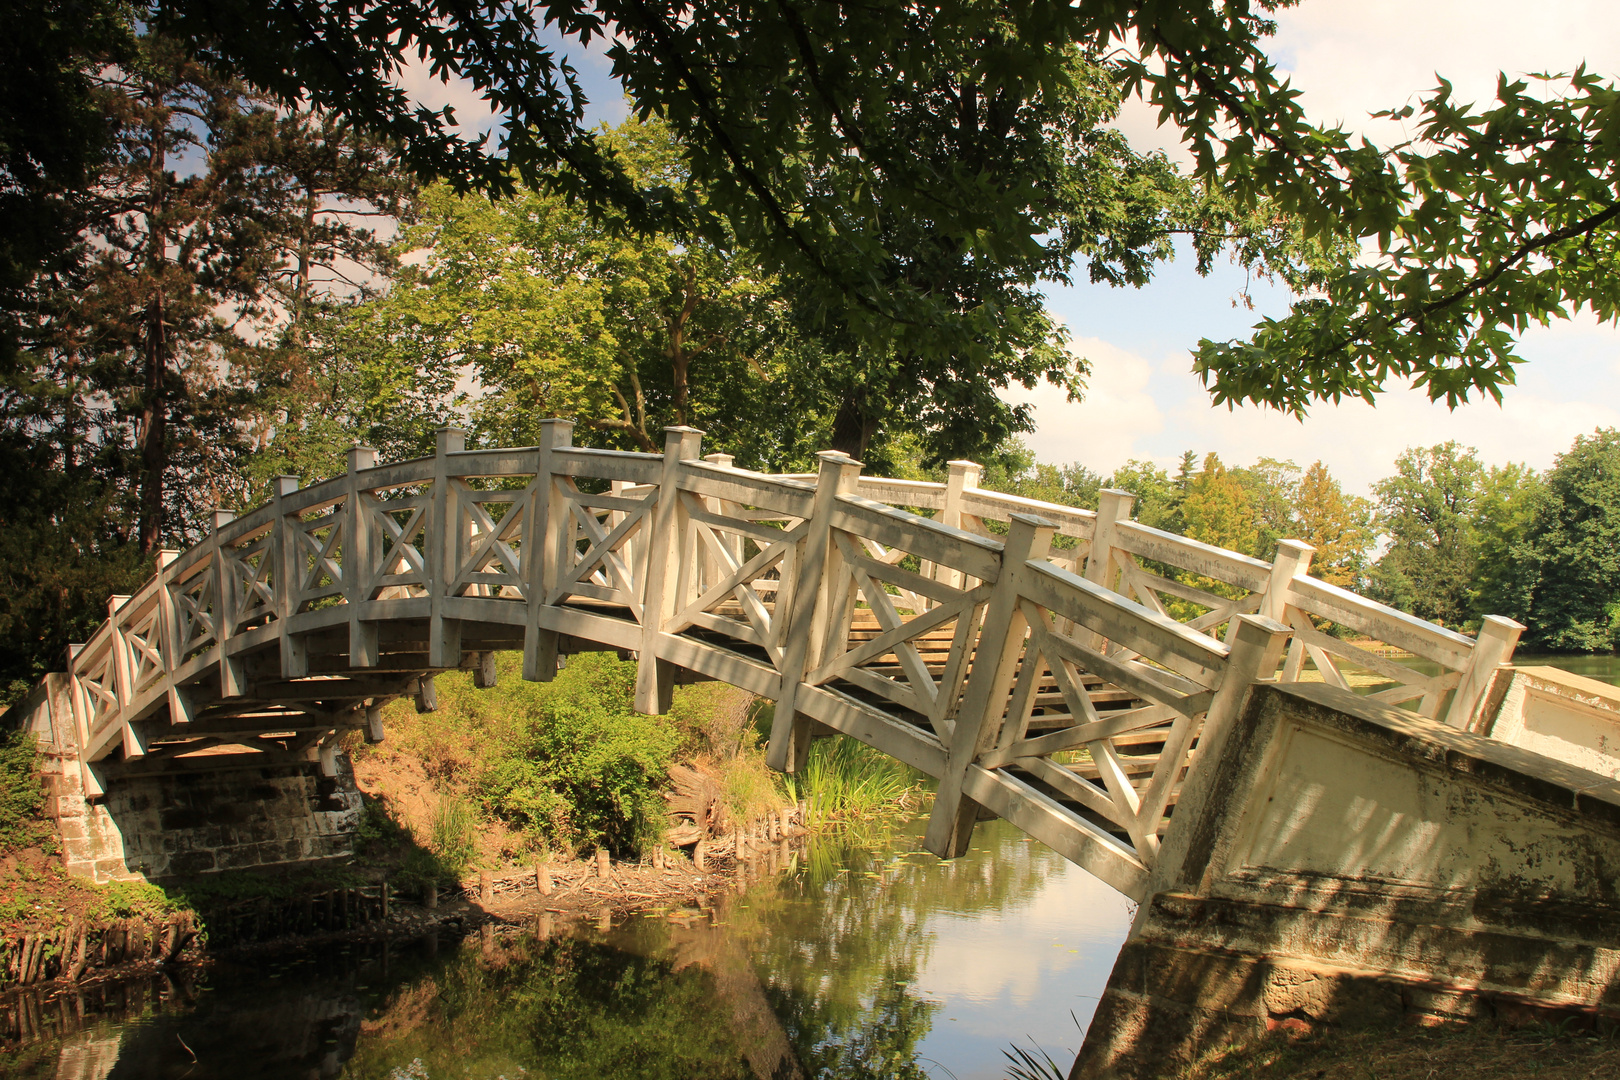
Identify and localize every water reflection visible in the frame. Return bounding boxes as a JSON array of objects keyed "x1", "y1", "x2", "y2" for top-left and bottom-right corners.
[{"x1": 1, "y1": 817, "x2": 1132, "y2": 1080}]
